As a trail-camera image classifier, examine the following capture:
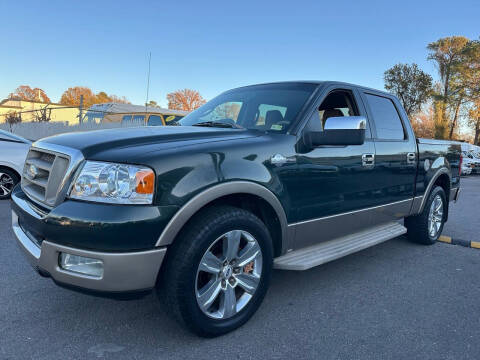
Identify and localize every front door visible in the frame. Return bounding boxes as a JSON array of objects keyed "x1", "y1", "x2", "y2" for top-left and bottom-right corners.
[{"x1": 290, "y1": 87, "x2": 378, "y2": 249}]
